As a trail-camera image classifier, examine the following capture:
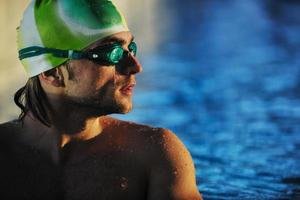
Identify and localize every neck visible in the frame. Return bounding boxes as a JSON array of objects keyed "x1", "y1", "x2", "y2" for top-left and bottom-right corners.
[
  {"x1": 22, "y1": 113, "x2": 61, "y2": 163},
  {"x1": 24, "y1": 98, "x2": 107, "y2": 148},
  {"x1": 59, "y1": 116, "x2": 104, "y2": 147}
]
